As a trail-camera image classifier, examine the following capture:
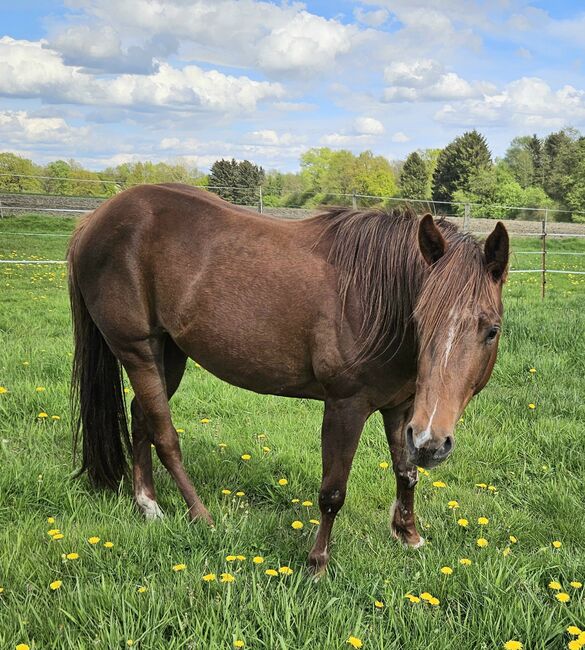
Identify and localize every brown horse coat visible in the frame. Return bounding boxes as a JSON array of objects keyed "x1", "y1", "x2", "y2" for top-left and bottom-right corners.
[{"x1": 68, "y1": 183, "x2": 509, "y2": 572}]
